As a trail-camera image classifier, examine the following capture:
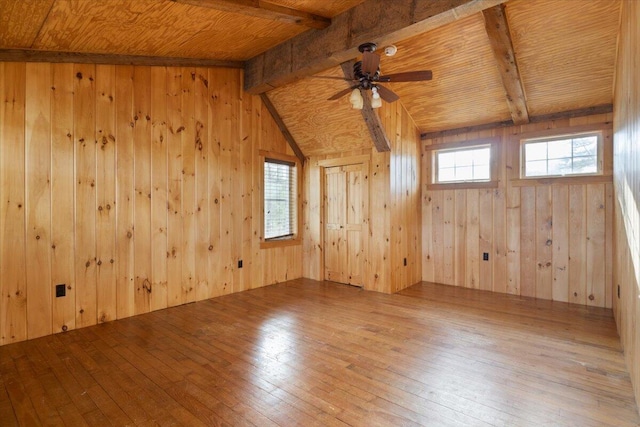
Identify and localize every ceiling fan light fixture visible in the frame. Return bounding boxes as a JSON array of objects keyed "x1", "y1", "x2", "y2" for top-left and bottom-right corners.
[
  {"x1": 349, "y1": 88, "x2": 364, "y2": 109},
  {"x1": 371, "y1": 87, "x2": 382, "y2": 109}
]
